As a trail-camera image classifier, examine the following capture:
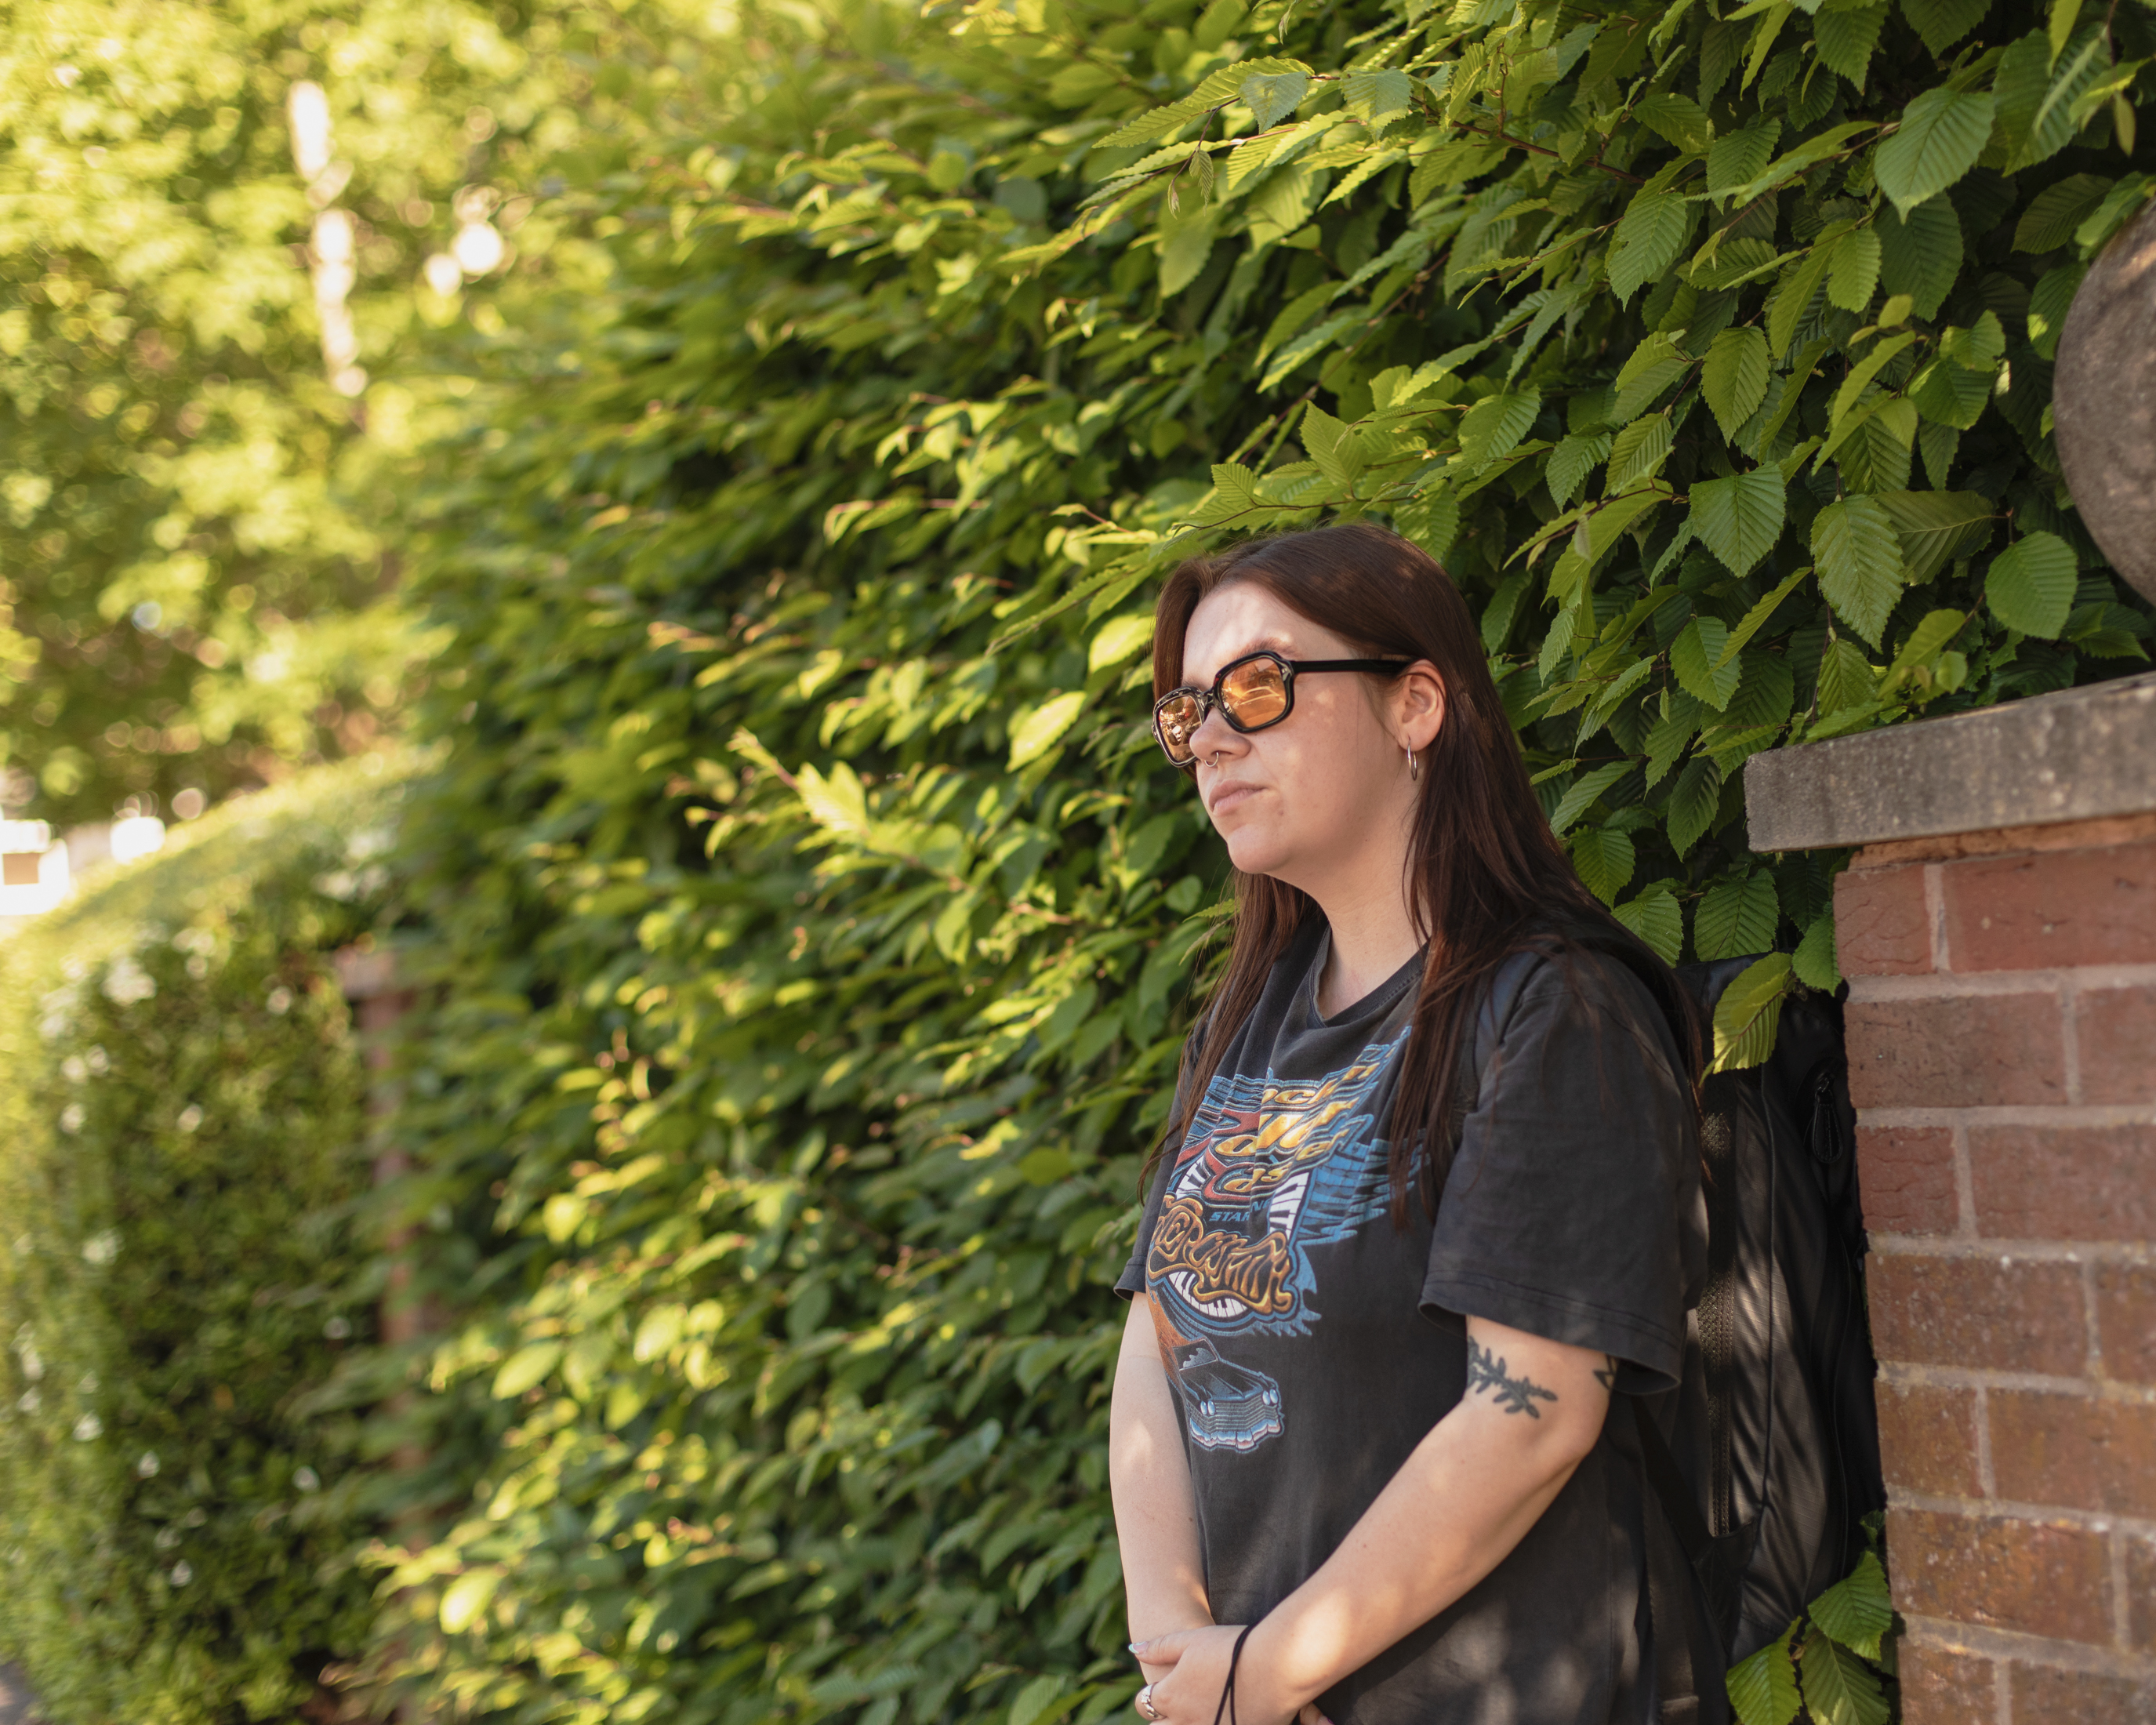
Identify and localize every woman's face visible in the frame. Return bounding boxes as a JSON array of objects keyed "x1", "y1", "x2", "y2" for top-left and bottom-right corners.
[{"x1": 1178, "y1": 581, "x2": 1439, "y2": 893}]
